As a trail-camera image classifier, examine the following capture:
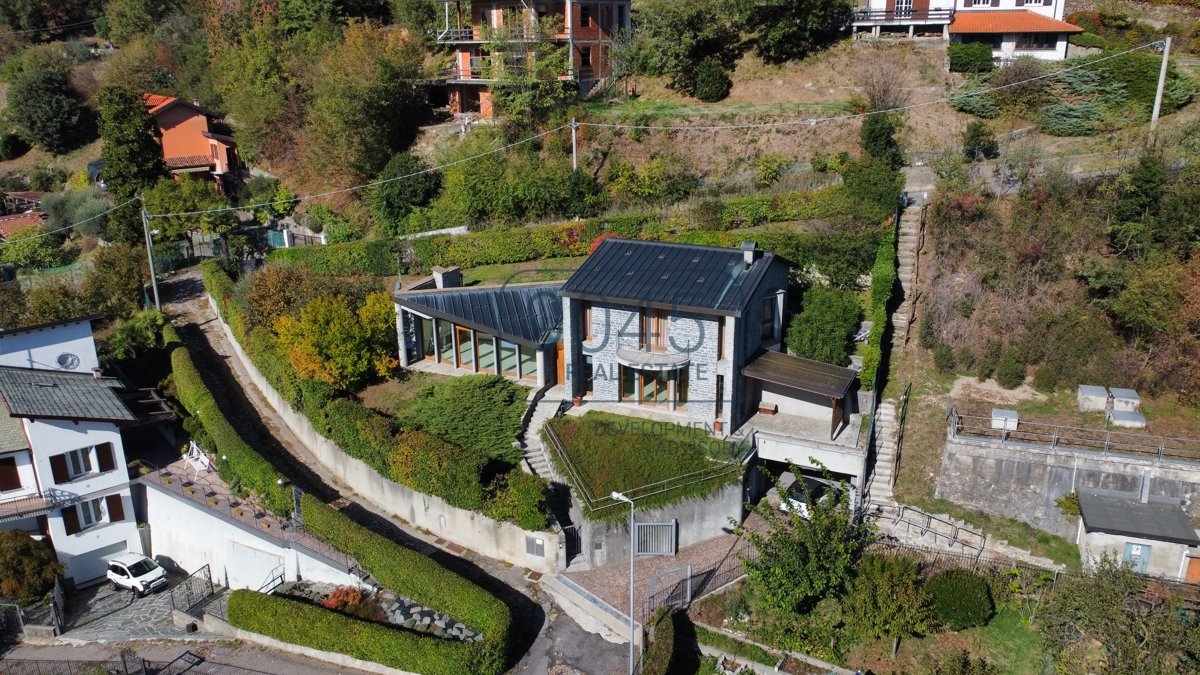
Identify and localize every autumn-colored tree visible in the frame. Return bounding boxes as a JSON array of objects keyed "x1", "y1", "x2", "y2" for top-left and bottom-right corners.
[{"x1": 274, "y1": 291, "x2": 395, "y2": 390}]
